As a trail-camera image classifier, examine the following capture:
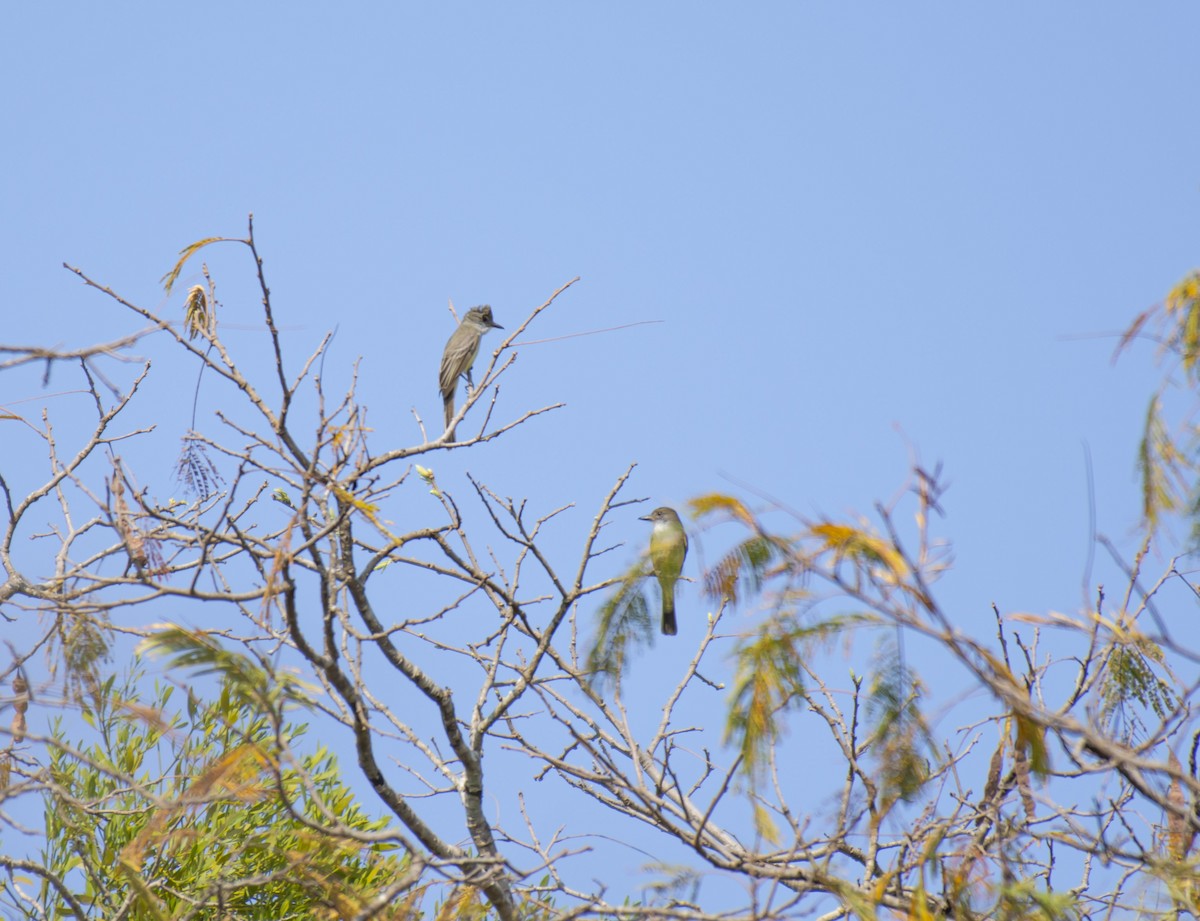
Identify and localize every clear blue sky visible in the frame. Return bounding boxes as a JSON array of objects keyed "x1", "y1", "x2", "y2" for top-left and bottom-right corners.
[
  {"x1": 4, "y1": 3, "x2": 1199, "y2": 906},
  {"x1": 6, "y1": 4, "x2": 1195, "y2": 622}
]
